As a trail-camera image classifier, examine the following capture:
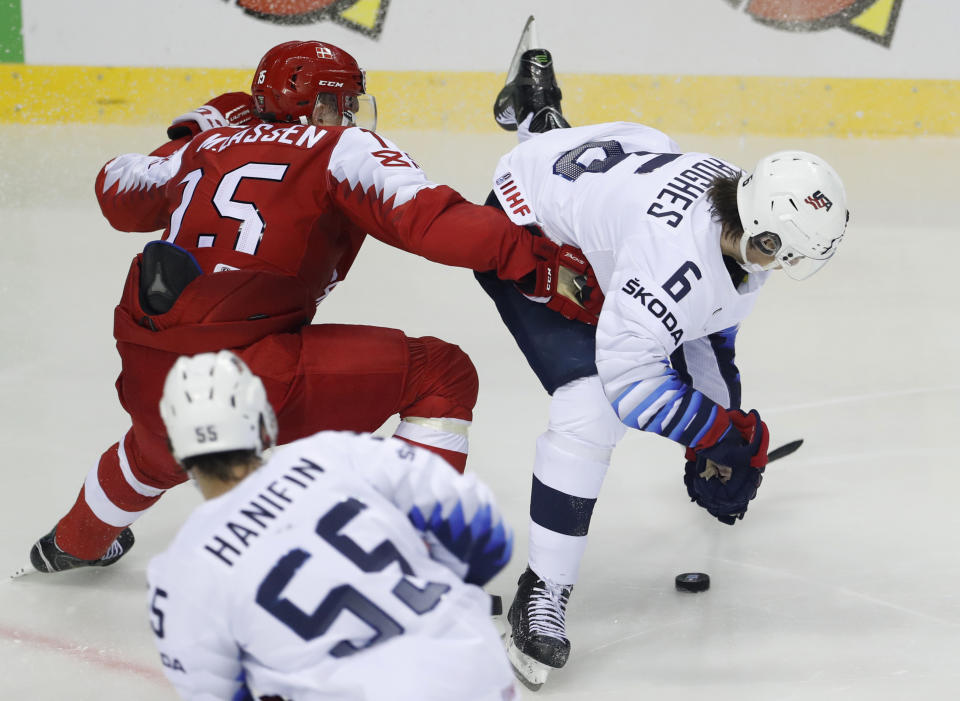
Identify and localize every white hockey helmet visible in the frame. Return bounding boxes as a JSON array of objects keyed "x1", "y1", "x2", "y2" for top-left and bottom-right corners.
[
  {"x1": 736, "y1": 150, "x2": 848, "y2": 280},
  {"x1": 159, "y1": 350, "x2": 278, "y2": 463}
]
